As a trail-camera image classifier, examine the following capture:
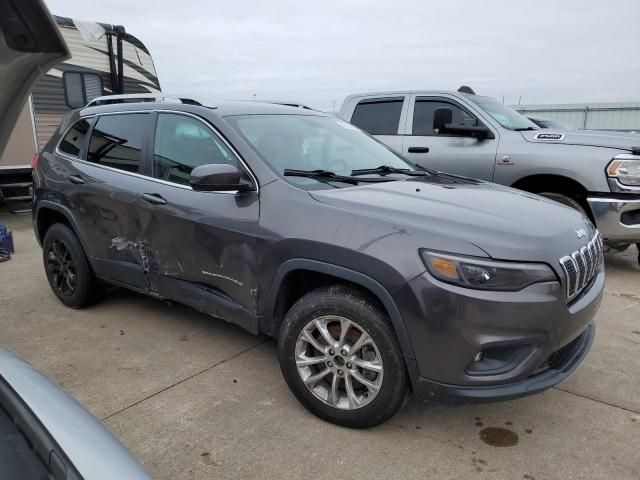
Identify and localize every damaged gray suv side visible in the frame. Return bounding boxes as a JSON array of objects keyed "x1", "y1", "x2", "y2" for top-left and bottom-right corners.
[{"x1": 32, "y1": 97, "x2": 604, "y2": 428}]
